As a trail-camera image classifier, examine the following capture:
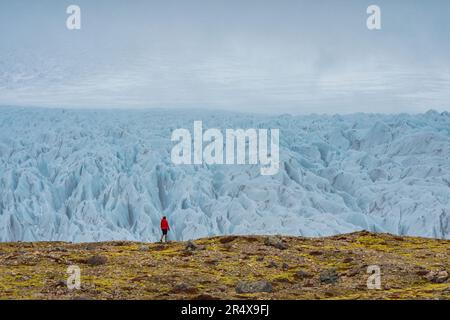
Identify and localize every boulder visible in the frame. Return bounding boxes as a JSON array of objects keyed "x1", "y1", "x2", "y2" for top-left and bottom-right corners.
[
  {"x1": 86, "y1": 255, "x2": 108, "y2": 266},
  {"x1": 235, "y1": 280, "x2": 273, "y2": 293},
  {"x1": 185, "y1": 241, "x2": 205, "y2": 251},
  {"x1": 264, "y1": 236, "x2": 288, "y2": 250},
  {"x1": 320, "y1": 269, "x2": 339, "y2": 284},
  {"x1": 425, "y1": 270, "x2": 449, "y2": 283}
]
